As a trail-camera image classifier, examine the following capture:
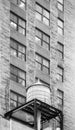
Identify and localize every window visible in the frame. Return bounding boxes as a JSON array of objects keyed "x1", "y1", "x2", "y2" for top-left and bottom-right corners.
[
  {"x1": 35, "y1": 54, "x2": 50, "y2": 74},
  {"x1": 35, "y1": 77, "x2": 50, "y2": 87},
  {"x1": 57, "y1": 0, "x2": 64, "y2": 11},
  {"x1": 35, "y1": 29, "x2": 50, "y2": 50},
  {"x1": 57, "y1": 89, "x2": 63, "y2": 110},
  {"x1": 58, "y1": 18, "x2": 64, "y2": 35},
  {"x1": 14, "y1": 0, "x2": 26, "y2": 11},
  {"x1": 57, "y1": 42, "x2": 64, "y2": 59},
  {"x1": 10, "y1": 38, "x2": 26, "y2": 61},
  {"x1": 36, "y1": 3, "x2": 50, "y2": 26},
  {"x1": 10, "y1": 65, "x2": 26, "y2": 87},
  {"x1": 10, "y1": 91, "x2": 26, "y2": 109},
  {"x1": 55, "y1": 117, "x2": 61, "y2": 130},
  {"x1": 57, "y1": 65, "x2": 64, "y2": 82},
  {"x1": 10, "y1": 12, "x2": 26, "y2": 35}
]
